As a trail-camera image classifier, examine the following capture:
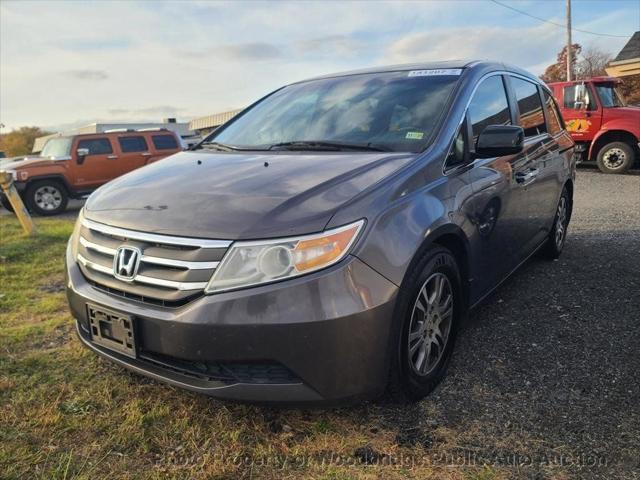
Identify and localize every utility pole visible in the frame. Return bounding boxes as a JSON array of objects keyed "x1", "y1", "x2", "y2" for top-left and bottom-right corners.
[{"x1": 566, "y1": 0, "x2": 573, "y2": 81}]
